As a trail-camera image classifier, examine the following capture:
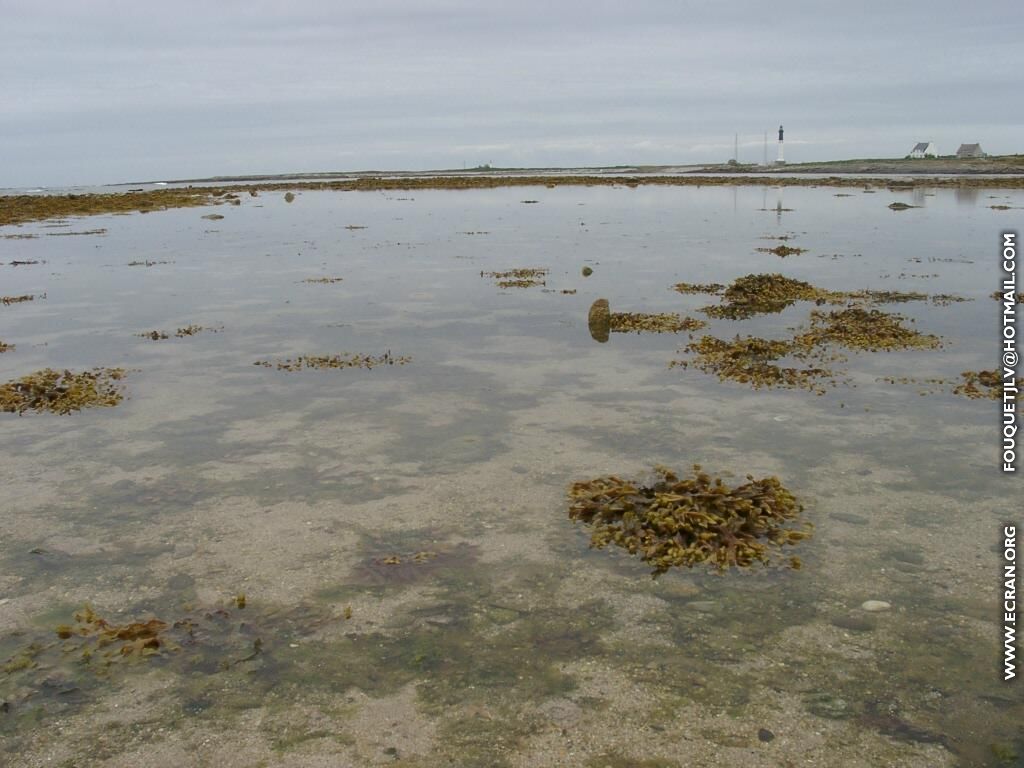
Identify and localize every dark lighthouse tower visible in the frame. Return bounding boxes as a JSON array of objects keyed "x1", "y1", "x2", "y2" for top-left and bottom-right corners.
[{"x1": 777, "y1": 125, "x2": 785, "y2": 165}]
